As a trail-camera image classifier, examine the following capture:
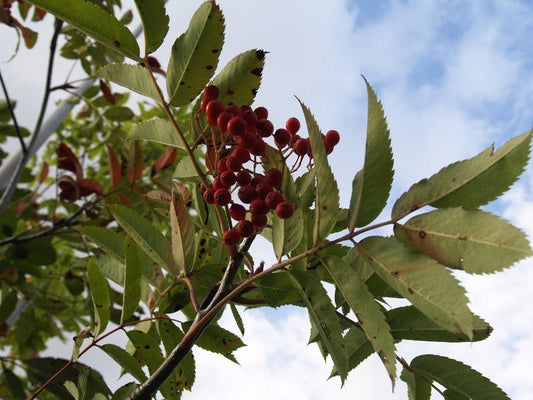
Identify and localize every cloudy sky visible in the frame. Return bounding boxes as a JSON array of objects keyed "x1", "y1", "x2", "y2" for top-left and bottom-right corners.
[{"x1": 2, "y1": 0, "x2": 533, "y2": 399}]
